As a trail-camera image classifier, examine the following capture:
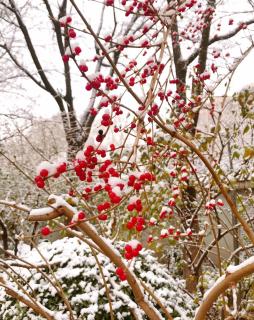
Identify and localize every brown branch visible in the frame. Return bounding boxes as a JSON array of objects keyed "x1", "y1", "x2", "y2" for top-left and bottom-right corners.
[
  {"x1": 0, "y1": 44, "x2": 46, "y2": 90},
  {"x1": 195, "y1": 260, "x2": 254, "y2": 320},
  {"x1": 28, "y1": 195, "x2": 166, "y2": 320},
  {"x1": 0, "y1": 277, "x2": 55, "y2": 320},
  {"x1": 187, "y1": 17, "x2": 254, "y2": 65},
  {"x1": 8, "y1": 0, "x2": 65, "y2": 112},
  {"x1": 152, "y1": 118, "x2": 254, "y2": 245},
  {"x1": 69, "y1": 0, "x2": 144, "y2": 107}
]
